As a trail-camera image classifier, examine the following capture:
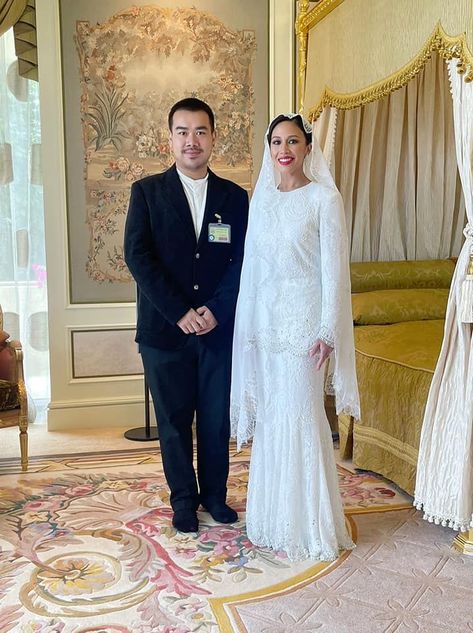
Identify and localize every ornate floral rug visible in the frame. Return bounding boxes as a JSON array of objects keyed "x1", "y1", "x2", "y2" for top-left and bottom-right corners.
[{"x1": 0, "y1": 445, "x2": 417, "y2": 632}]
